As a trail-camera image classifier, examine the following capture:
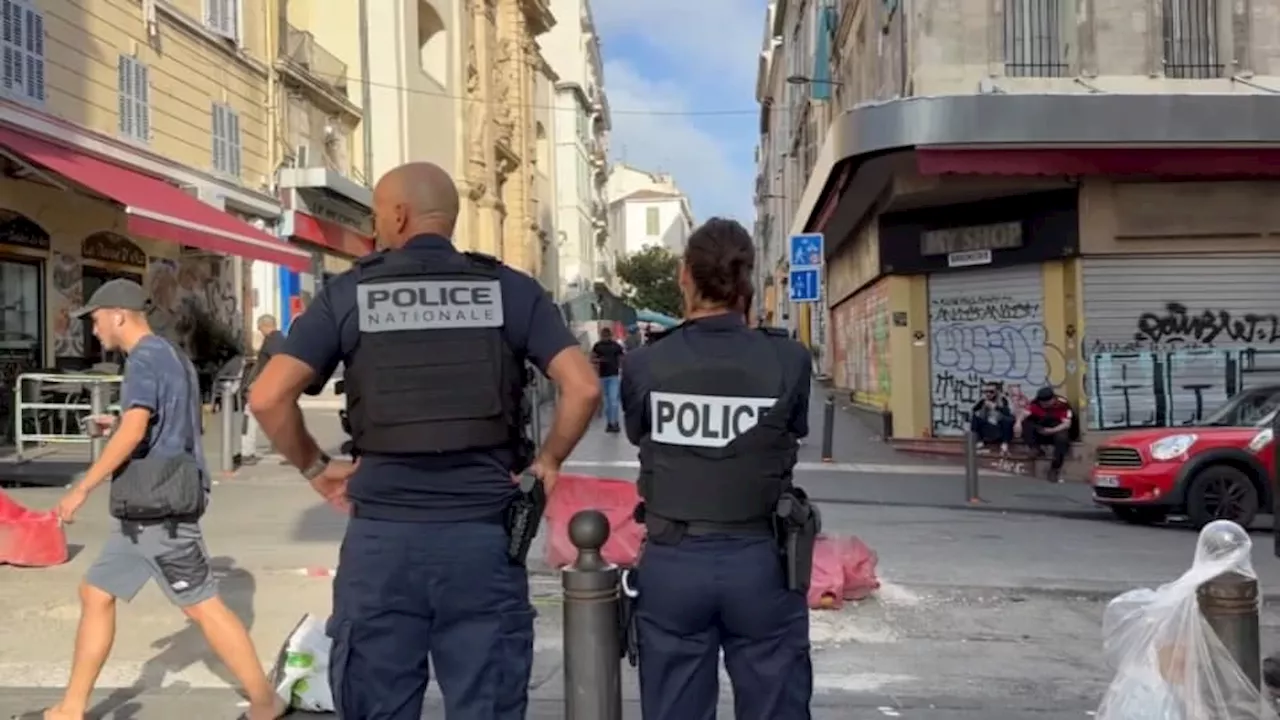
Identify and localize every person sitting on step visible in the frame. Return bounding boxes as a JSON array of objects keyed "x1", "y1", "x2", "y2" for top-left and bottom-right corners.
[
  {"x1": 1016, "y1": 387, "x2": 1077, "y2": 483},
  {"x1": 969, "y1": 381, "x2": 1015, "y2": 455}
]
